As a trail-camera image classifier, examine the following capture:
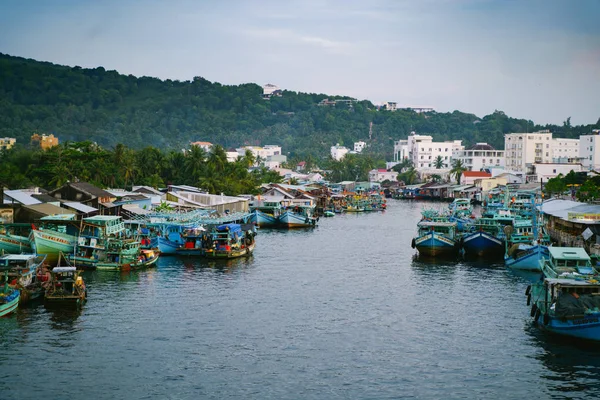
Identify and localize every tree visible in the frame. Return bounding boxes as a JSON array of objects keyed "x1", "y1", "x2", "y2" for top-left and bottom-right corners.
[
  {"x1": 450, "y1": 159, "x2": 466, "y2": 184},
  {"x1": 393, "y1": 158, "x2": 413, "y2": 173},
  {"x1": 399, "y1": 167, "x2": 418, "y2": 185},
  {"x1": 433, "y1": 155, "x2": 444, "y2": 169},
  {"x1": 430, "y1": 174, "x2": 442, "y2": 183},
  {"x1": 543, "y1": 175, "x2": 566, "y2": 196}
]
